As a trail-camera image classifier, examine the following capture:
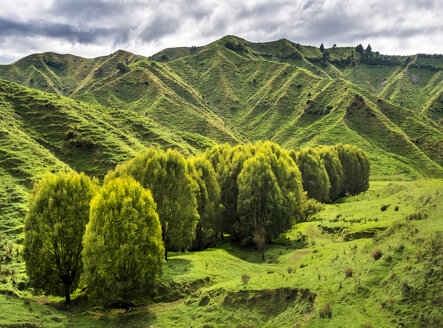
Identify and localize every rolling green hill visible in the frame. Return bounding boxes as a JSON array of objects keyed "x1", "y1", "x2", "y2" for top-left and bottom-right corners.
[
  {"x1": 0, "y1": 36, "x2": 441, "y2": 181},
  {"x1": 0, "y1": 35, "x2": 442, "y2": 327},
  {"x1": 0, "y1": 35, "x2": 441, "y2": 240}
]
